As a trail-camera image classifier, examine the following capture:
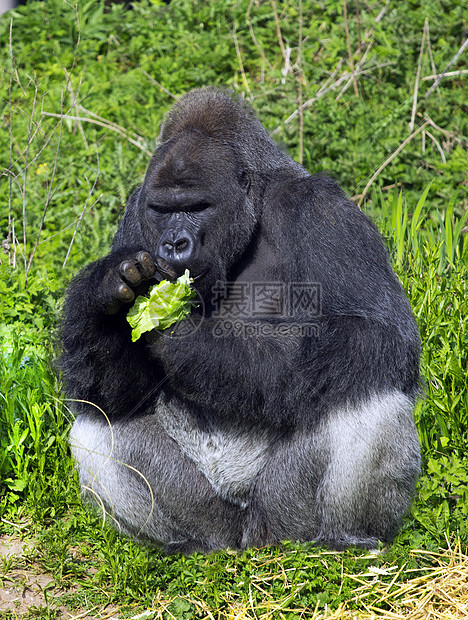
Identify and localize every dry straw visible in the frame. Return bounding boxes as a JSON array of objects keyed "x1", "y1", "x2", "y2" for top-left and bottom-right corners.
[
  {"x1": 324, "y1": 541, "x2": 468, "y2": 620},
  {"x1": 107, "y1": 541, "x2": 468, "y2": 620},
  {"x1": 214, "y1": 543, "x2": 468, "y2": 619}
]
